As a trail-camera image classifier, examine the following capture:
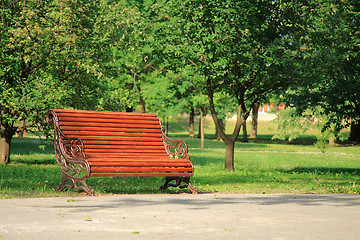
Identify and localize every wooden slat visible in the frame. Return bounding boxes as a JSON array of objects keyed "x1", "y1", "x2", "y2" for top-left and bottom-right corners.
[
  {"x1": 57, "y1": 113, "x2": 158, "y2": 119},
  {"x1": 71, "y1": 136, "x2": 163, "y2": 142},
  {"x1": 88, "y1": 161, "x2": 191, "y2": 167},
  {"x1": 82, "y1": 141, "x2": 163, "y2": 146},
  {"x1": 84, "y1": 149, "x2": 167, "y2": 153},
  {"x1": 84, "y1": 146, "x2": 165, "y2": 150},
  {"x1": 59, "y1": 122, "x2": 161, "y2": 129},
  {"x1": 60, "y1": 126, "x2": 162, "y2": 133},
  {"x1": 86, "y1": 153, "x2": 170, "y2": 158},
  {"x1": 58, "y1": 117, "x2": 160, "y2": 126},
  {"x1": 90, "y1": 172, "x2": 193, "y2": 177},
  {"x1": 54, "y1": 109, "x2": 158, "y2": 118},
  {"x1": 91, "y1": 167, "x2": 192, "y2": 172},
  {"x1": 62, "y1": 131, "x2": 162, "y2": 138}
]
